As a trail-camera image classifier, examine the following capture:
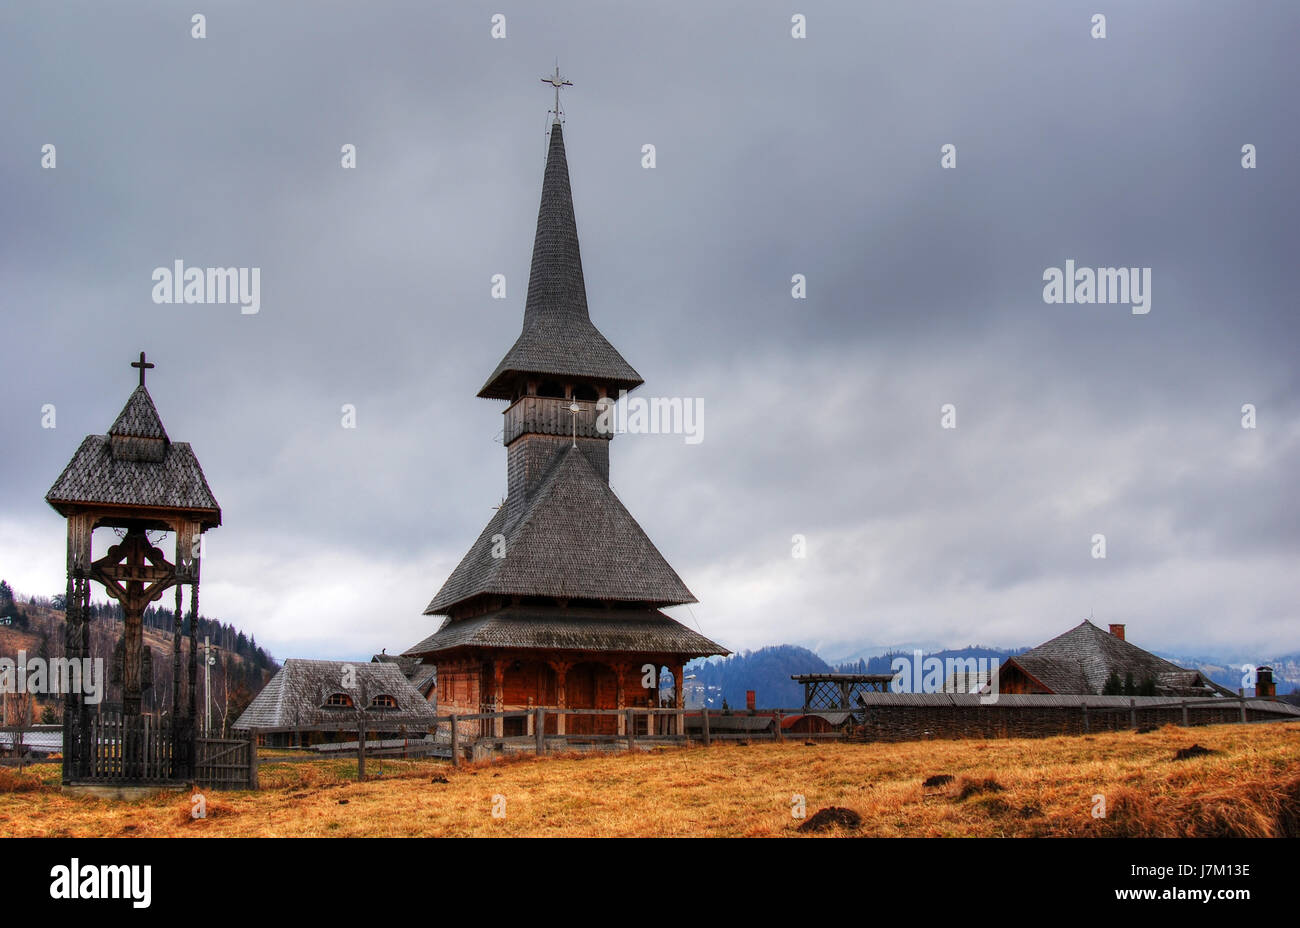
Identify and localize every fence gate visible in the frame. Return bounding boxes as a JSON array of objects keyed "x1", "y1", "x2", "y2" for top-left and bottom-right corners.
[{"x1": 195, "y1": 736, "x2": 256, "y2": 790}]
